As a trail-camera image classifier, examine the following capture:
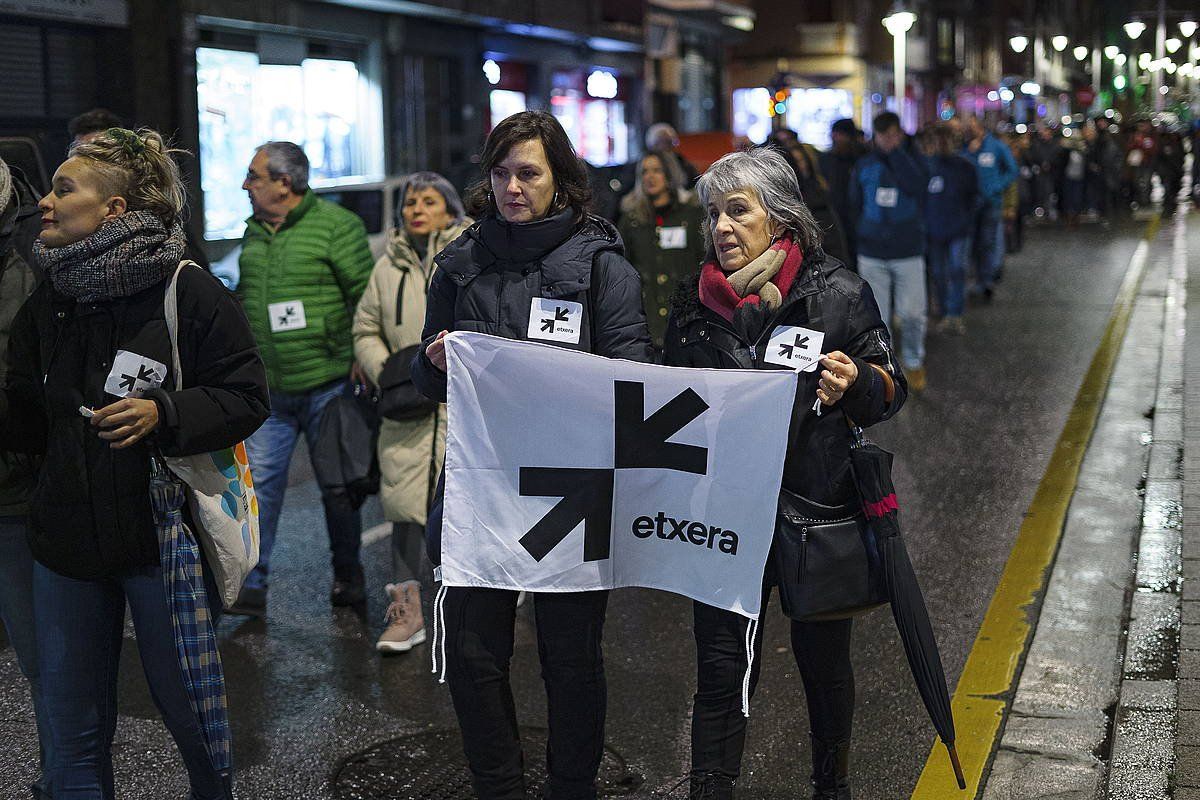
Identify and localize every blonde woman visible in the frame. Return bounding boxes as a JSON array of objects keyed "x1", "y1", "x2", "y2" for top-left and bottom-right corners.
[
  {"x1": 353, "y1": 172, "x2": 470, "y2": 653},
  {"x1": 0, "y1": 128, "x2": 268, "y2": 799}
]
